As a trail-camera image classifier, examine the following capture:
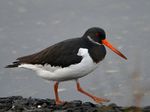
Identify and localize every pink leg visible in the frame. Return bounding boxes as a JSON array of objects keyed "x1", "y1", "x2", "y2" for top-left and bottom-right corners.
[
  {"x1": 76, "y1": 80, "x2": 110, "y2": 103},
  {"x1": 54, "y1": 82, "x2": 63, "y2": 104}
]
